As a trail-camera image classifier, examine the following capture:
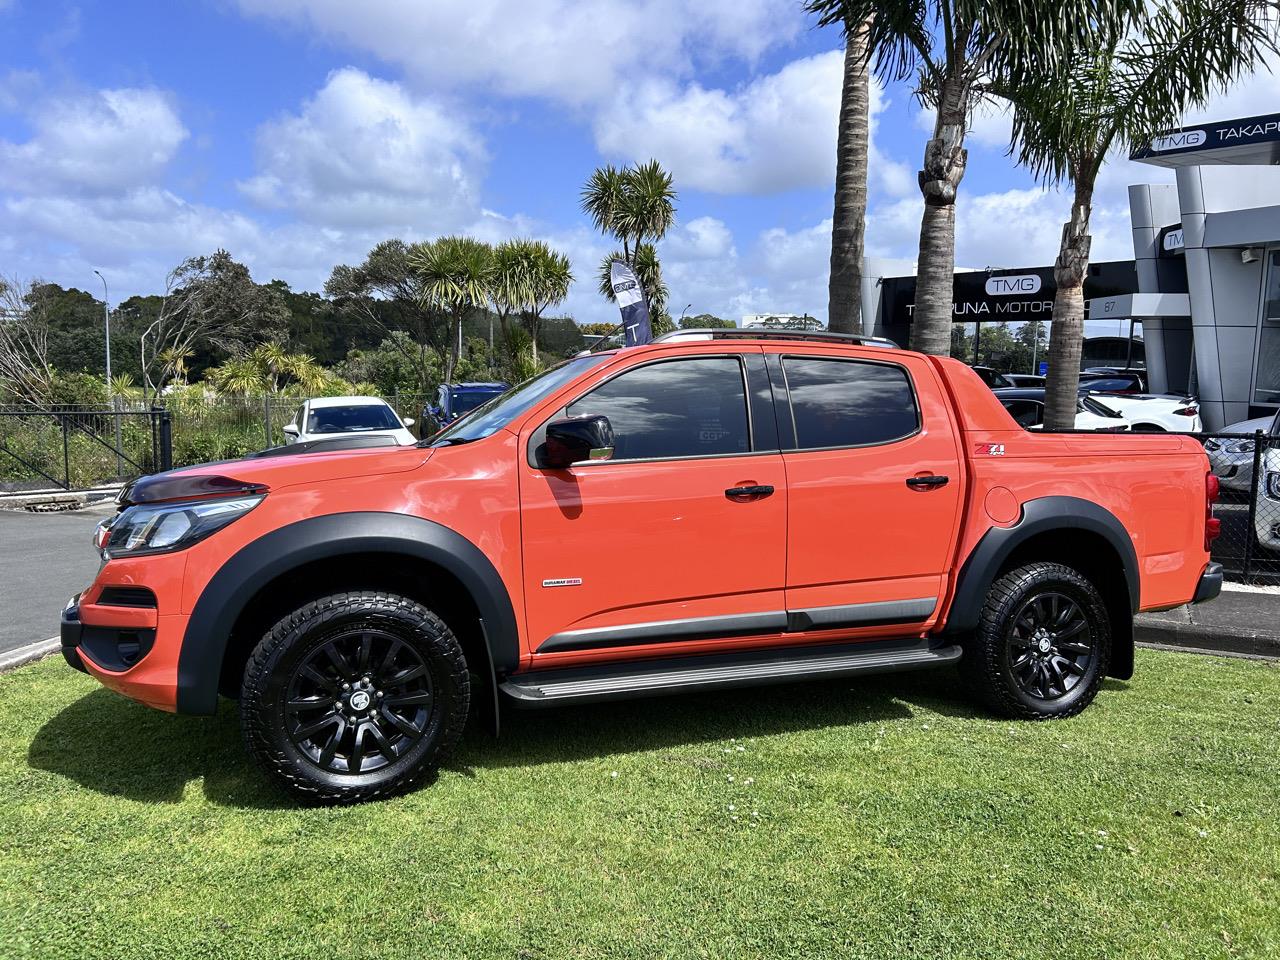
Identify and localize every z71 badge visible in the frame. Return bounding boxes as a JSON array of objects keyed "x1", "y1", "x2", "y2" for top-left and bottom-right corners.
[{"x1": 975, "y1": 442, "x2": 1006, "y2": 456}]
